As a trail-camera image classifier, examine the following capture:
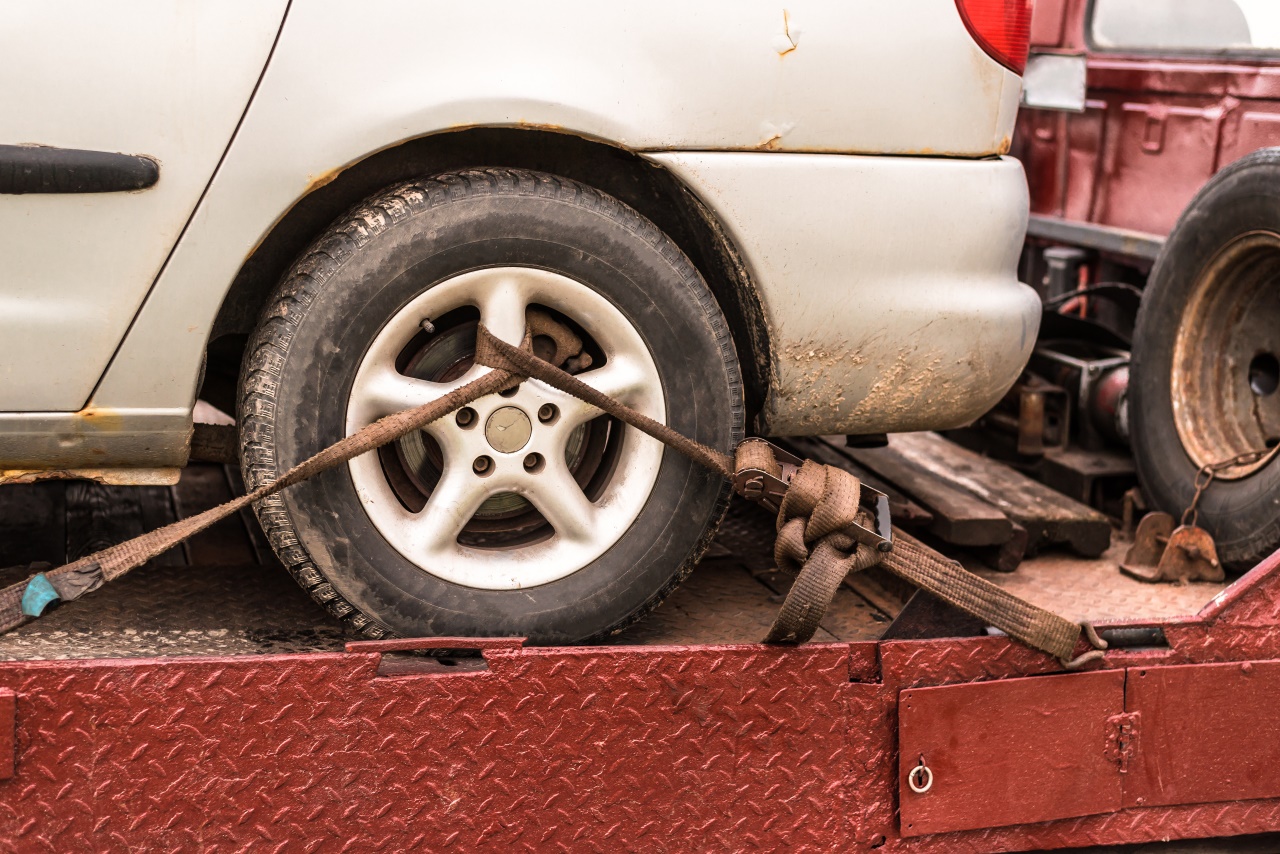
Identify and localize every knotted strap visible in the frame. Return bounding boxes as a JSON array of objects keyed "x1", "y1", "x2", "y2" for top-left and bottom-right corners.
[
  {"x1": 764, "y1": 459, "x2": 883, "y2": 643},
  {"x1": 479, "y1": 329, "x2": 1089, "y2": 661}
]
